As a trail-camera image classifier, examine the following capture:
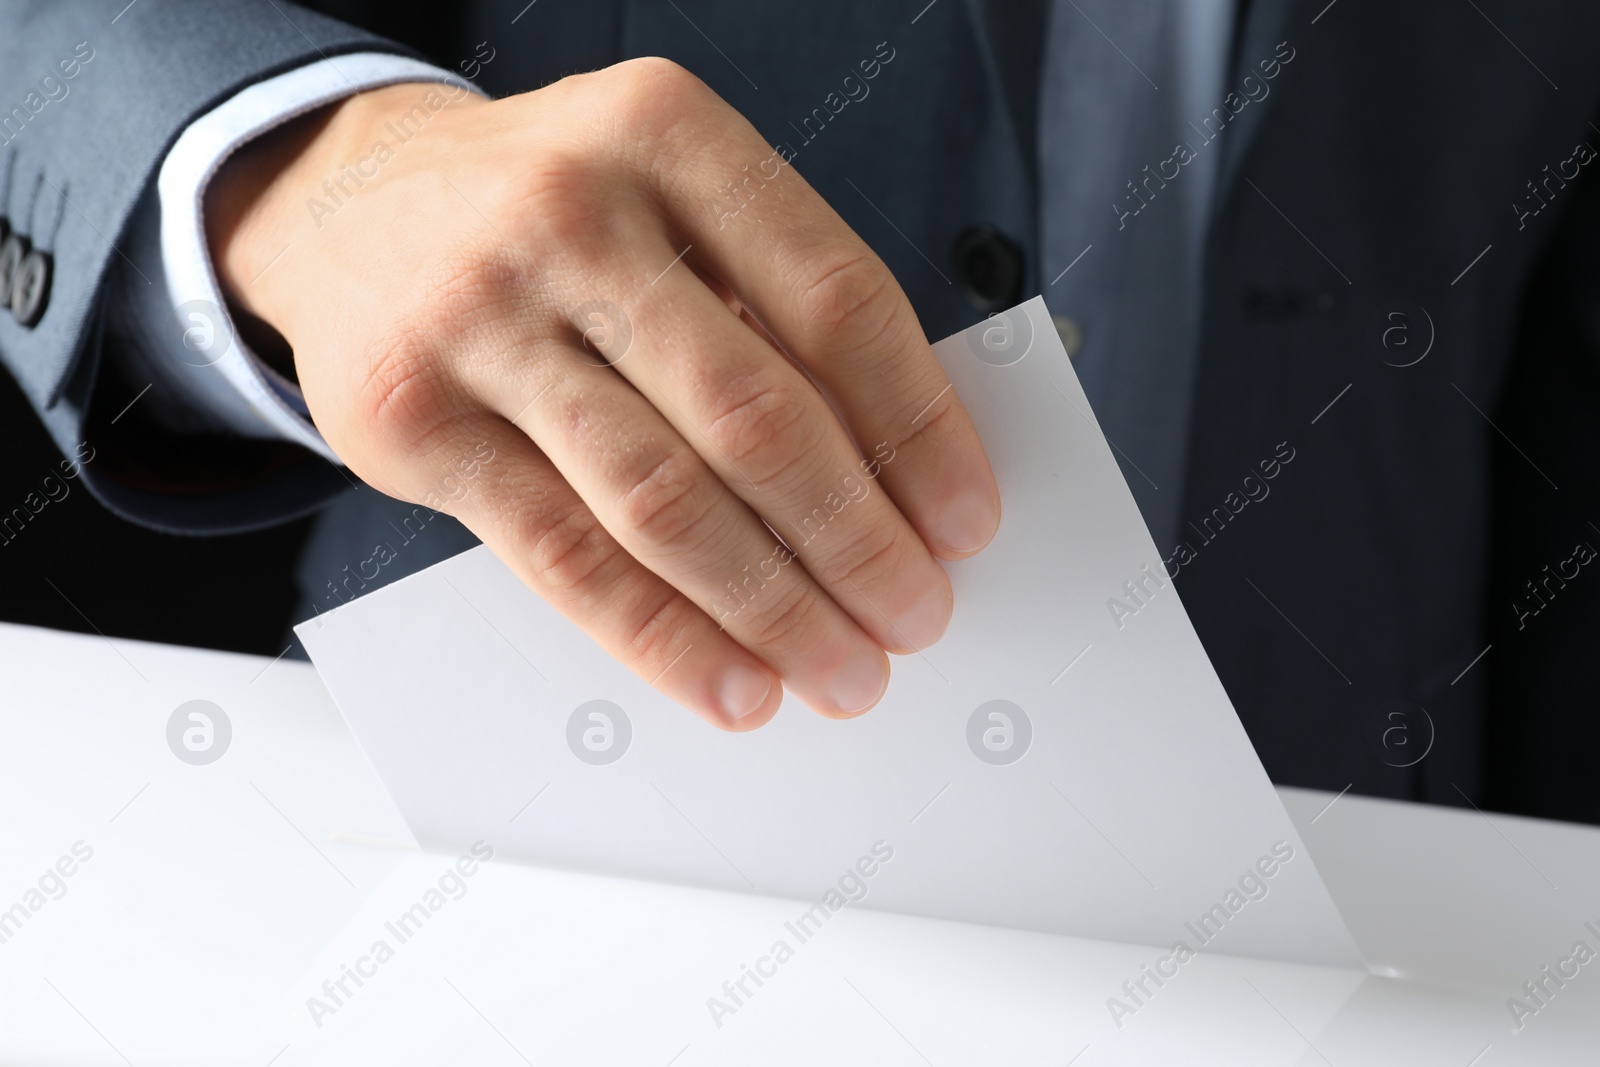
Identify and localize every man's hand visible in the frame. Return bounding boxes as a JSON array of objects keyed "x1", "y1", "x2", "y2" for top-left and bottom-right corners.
[{"x1": 207, "y1": 58, "x2": 1000, "y2": 730}]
